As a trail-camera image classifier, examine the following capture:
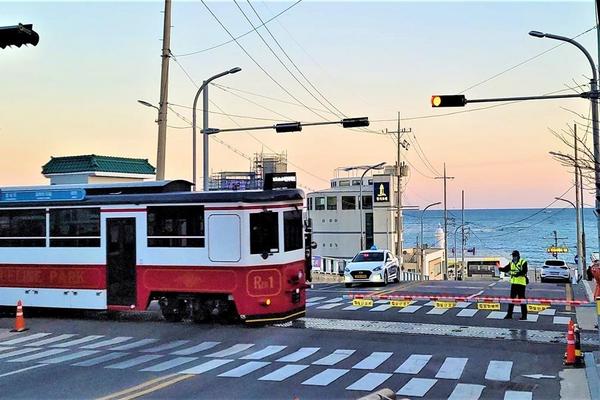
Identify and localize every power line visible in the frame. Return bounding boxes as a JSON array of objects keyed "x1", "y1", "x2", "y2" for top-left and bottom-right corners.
[
  {"x1": 168, "y1": 102, "x2": 283, "y2": 122},
  {"x1": 172, "y1": 0, "x2": 303, "y2": 57}
]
